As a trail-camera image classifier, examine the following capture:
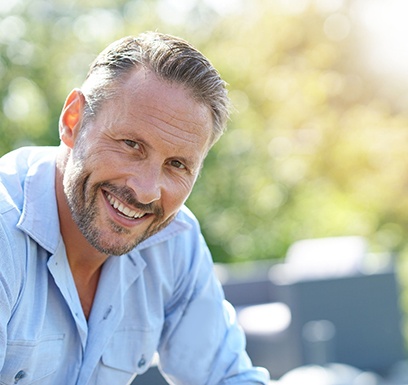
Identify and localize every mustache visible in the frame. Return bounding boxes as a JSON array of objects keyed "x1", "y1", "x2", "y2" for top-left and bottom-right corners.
[{"x1": 100, "y1": 182, "x2": 163, "y2": 216}]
